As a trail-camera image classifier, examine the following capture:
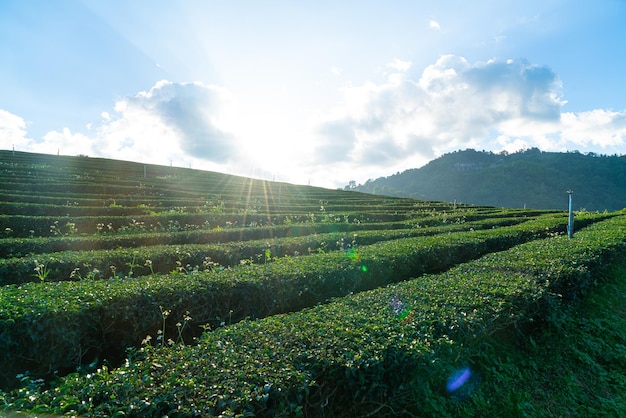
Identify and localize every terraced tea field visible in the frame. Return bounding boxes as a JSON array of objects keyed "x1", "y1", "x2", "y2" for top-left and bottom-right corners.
[{"x1": 1, "y1": 150, "x2": 625, "y2": 416}]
